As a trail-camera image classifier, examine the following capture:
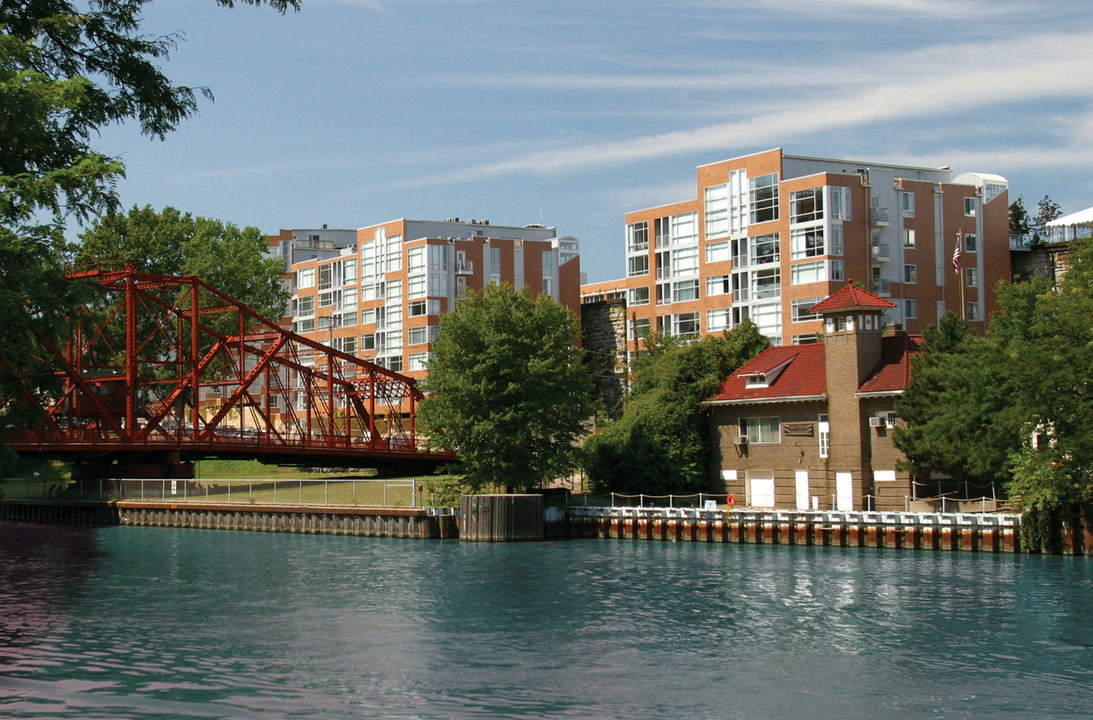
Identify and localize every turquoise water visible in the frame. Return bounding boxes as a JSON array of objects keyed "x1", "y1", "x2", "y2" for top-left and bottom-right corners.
[{"x1": 1, "y1": 524, "x2": 1091, "y2": 719}]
